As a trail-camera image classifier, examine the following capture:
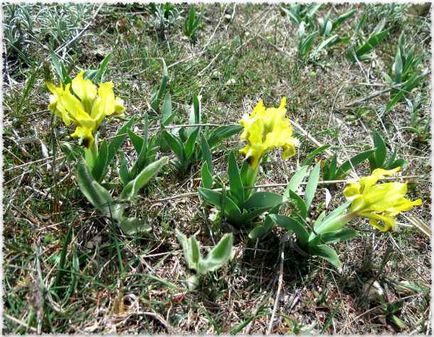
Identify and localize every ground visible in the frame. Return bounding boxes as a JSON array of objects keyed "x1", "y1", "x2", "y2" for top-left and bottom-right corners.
[{"x1": 2, "y1": 3, "x2": 431, "y2": 334}]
